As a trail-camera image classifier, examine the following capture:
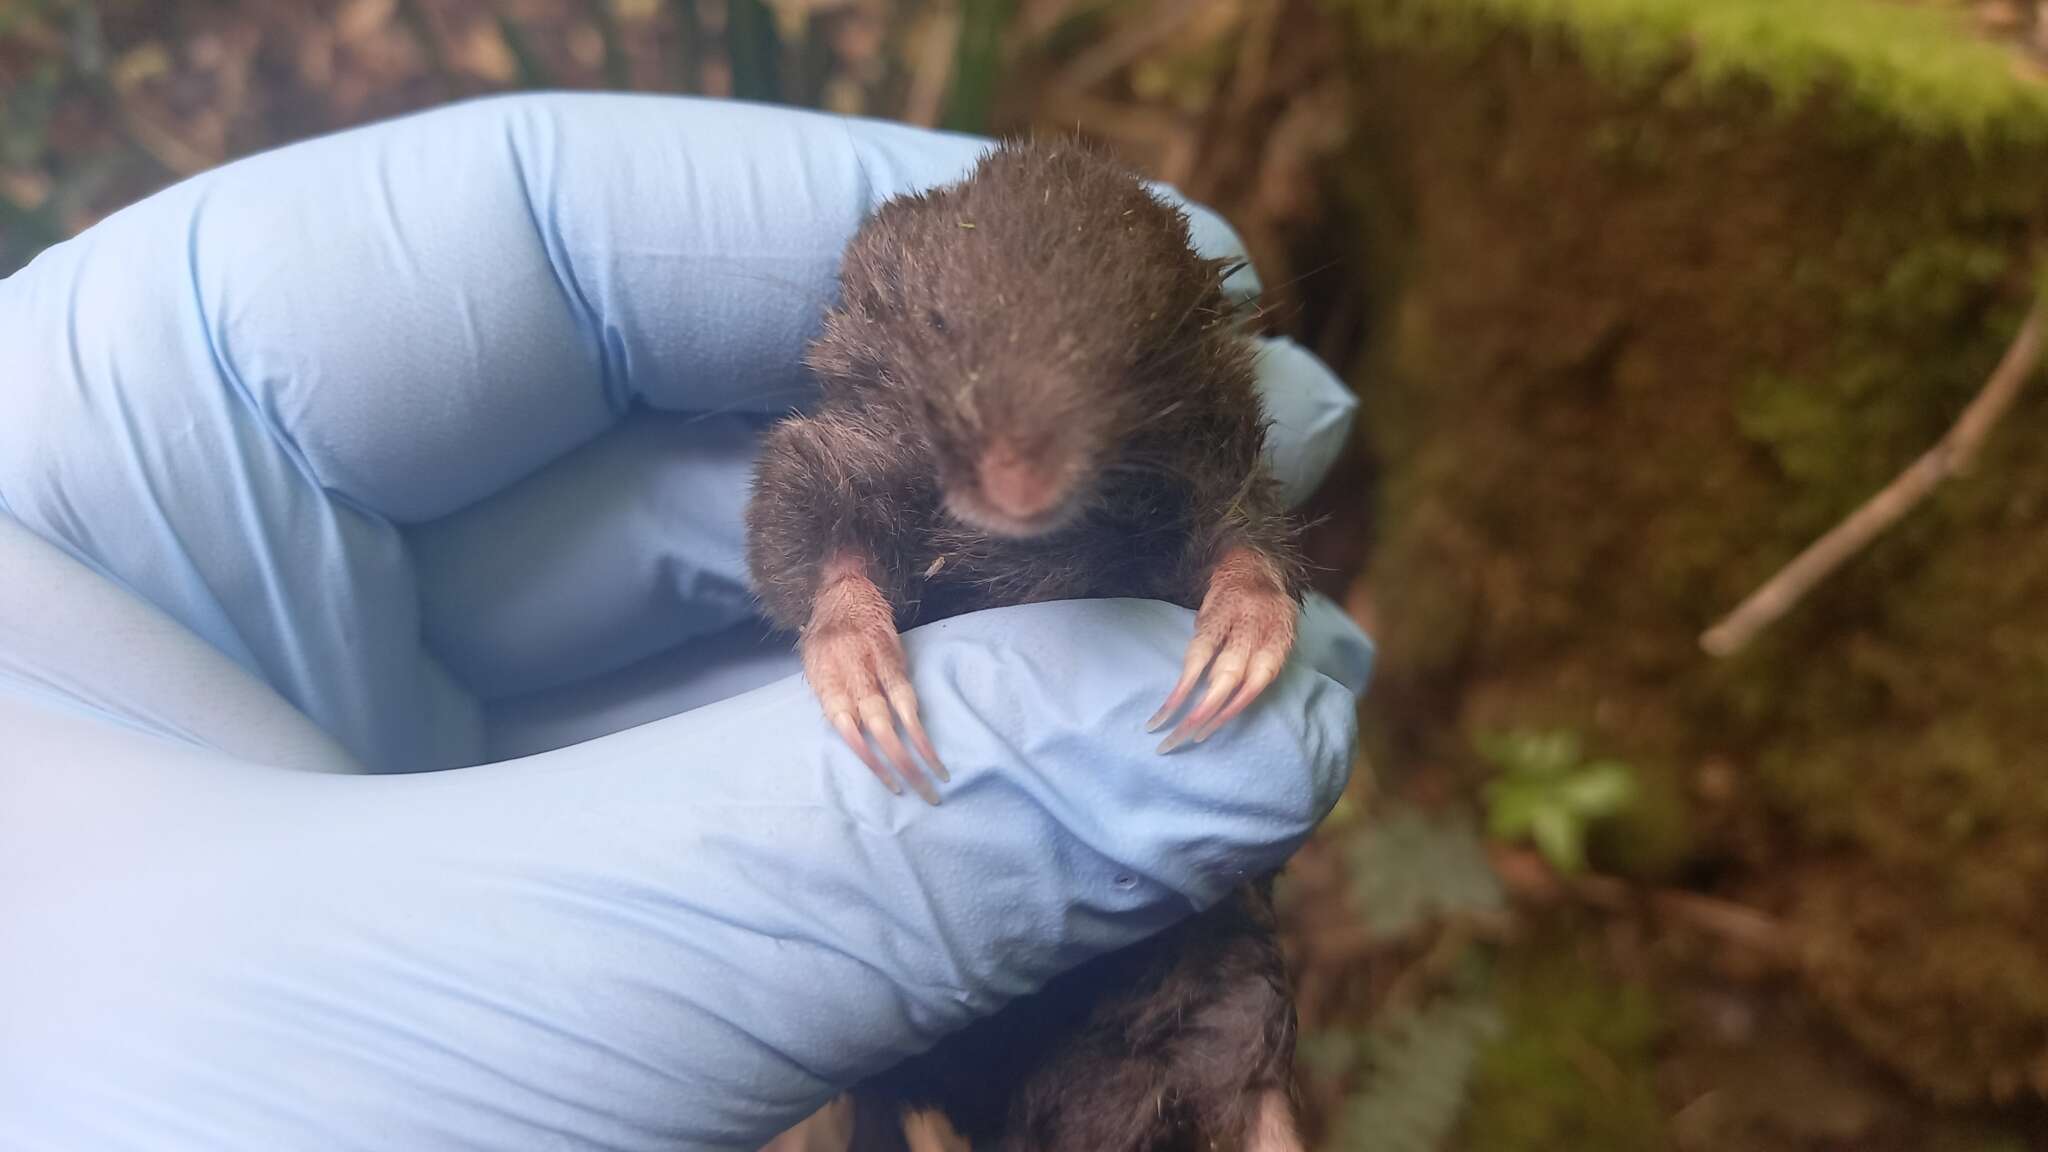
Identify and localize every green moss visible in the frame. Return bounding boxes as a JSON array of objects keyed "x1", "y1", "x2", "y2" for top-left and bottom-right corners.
[
  {"x1": 1349, "y1": 0, "x2": 2048, "y2": 150},
  {"x1": 1340, "y1": 0, "x2": 2048, "y2": 1103},
  {"x1": 1459, "y1": 923, "x2": 1668, "y2": 1152}
]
